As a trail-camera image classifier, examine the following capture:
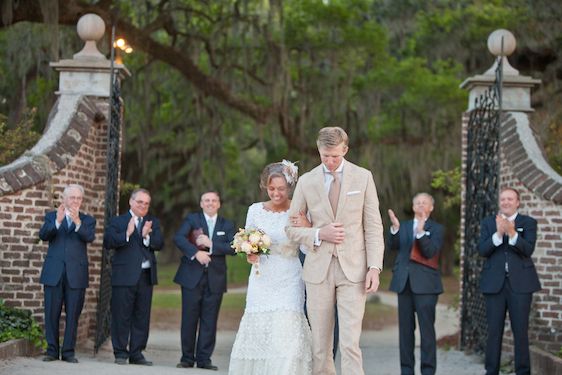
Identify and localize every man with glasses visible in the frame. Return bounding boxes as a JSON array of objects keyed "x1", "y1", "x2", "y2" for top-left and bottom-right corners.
[
  {"x1": 39, "y1": 184, "x2": 96, "y2": 363},
  {"x1": 104, "y1": 188, "x2": 164, "y2": 366}
]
